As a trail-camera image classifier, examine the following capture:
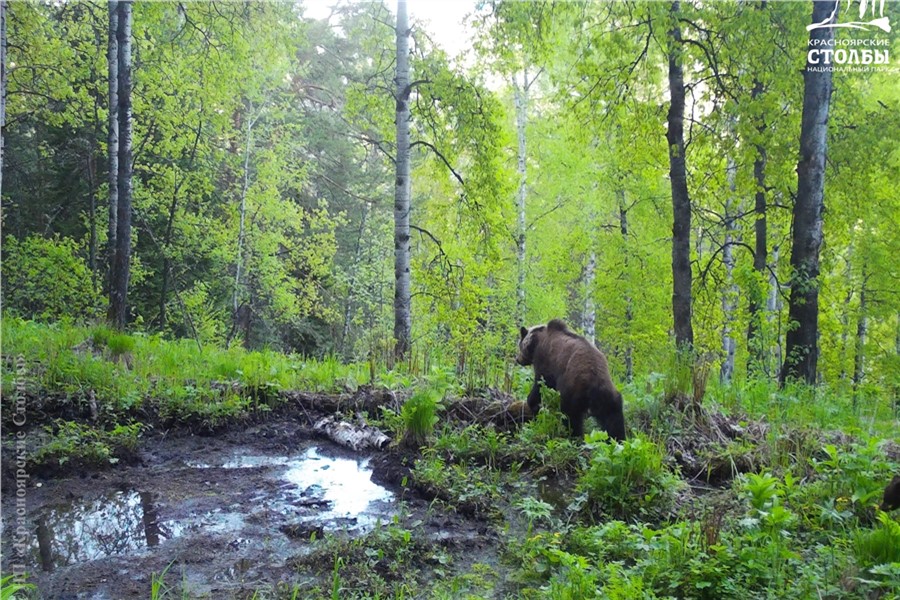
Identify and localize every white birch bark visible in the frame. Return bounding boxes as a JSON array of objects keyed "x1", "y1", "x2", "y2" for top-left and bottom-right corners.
[
  {"x1": 393, "y1": 0, "x2": 412, "y2": 358},
  {"x1": 512, "y1": 70, "x2": 528, "y2": 325},
  {"x1": 853, "y1": 273, "x2": 868, "y2": 390},
  {"x1": 720, "y1": 153, "x2": 739, "y2": 383},
  {"x1": 767, "y1": 244, "x2": 783, "y2": 374},
  {"x1": 583, "y1": 249, "x2": 596, "y2": 343}
]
